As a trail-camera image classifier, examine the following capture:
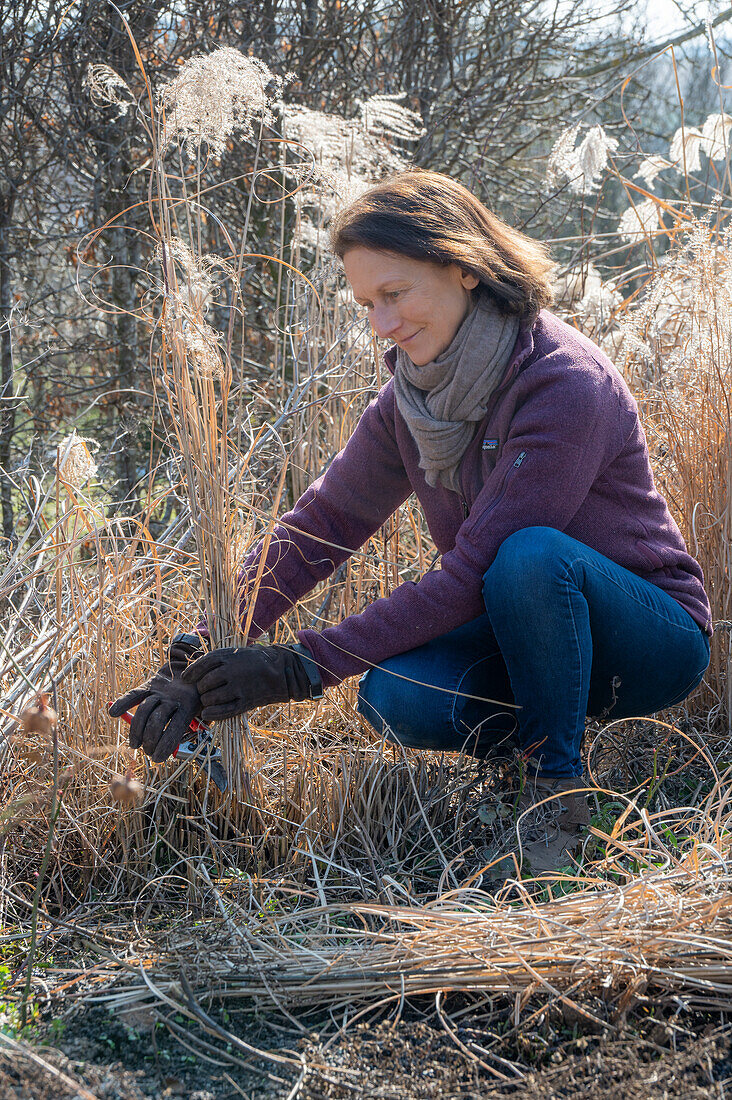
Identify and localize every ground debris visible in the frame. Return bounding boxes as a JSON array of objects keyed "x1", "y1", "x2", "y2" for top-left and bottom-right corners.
[{"x1": 297, "y1": 1019, "x2": 732, "y2": 1099}]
